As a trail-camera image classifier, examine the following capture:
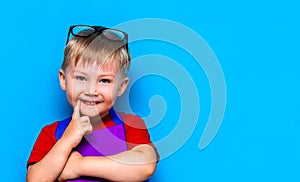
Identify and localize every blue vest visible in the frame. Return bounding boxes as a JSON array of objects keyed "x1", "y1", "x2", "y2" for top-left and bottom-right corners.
[
  {"x1": 55, "y1": 108, "x2": 123, "y2": 140},
  {"x1": 55, "y1": 108, "x2": 150, "y2": 182}
]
